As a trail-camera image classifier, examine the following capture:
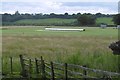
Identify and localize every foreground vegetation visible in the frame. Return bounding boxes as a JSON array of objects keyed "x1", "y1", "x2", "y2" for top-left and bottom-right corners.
[{"x1": 2, "y1": 26, "x2": 119, "y2": 74}]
